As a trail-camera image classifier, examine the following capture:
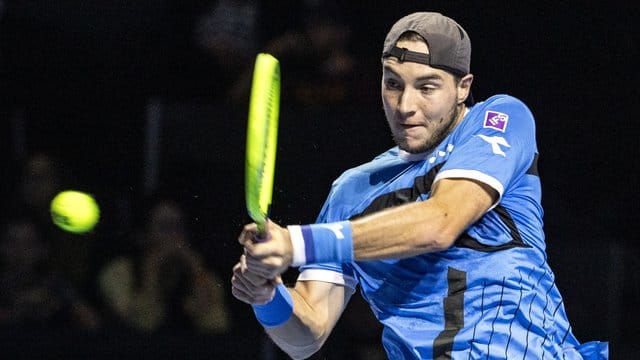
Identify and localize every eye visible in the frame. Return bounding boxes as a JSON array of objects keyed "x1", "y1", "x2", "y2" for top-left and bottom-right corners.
[
  {"x1": 384, "y1": 78, "x2": 402, "y2": 90},
  {"x1": 420, "y1": 84, "x2": 437, "y2": 93}
]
